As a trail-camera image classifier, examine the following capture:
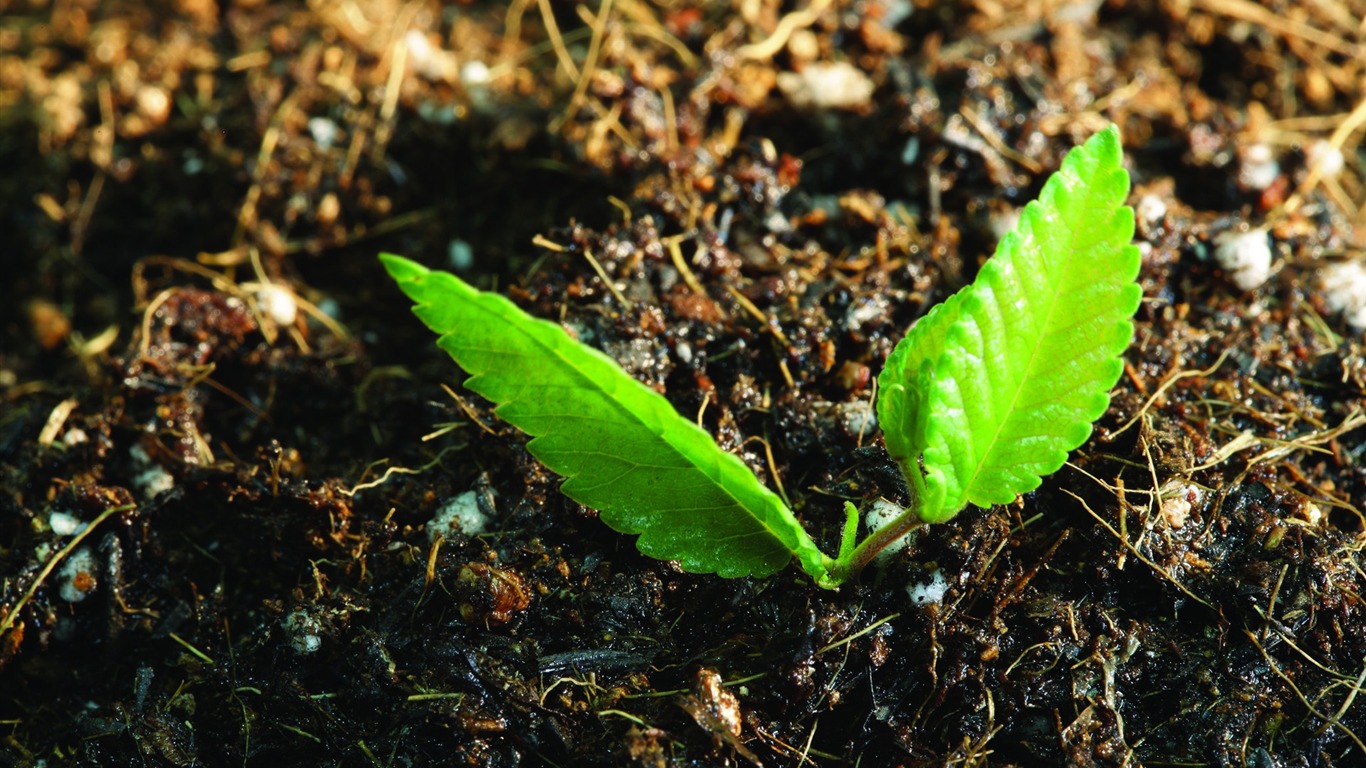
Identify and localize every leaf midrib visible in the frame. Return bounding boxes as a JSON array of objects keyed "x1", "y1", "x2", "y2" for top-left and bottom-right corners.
[
  {"x1": 959, "y1": 197, "x2": 1094, "y2": 503},
  {"x1": 456, "y1": 290, "x2": 805, "y2": 551}
]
